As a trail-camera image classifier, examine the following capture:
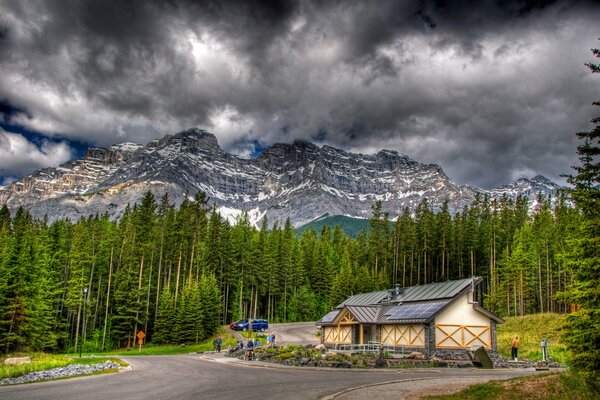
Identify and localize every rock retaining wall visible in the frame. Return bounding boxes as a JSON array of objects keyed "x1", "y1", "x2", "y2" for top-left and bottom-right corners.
[{"x1": 0, "y1": 361, "x2": 121, "y2": 385}]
